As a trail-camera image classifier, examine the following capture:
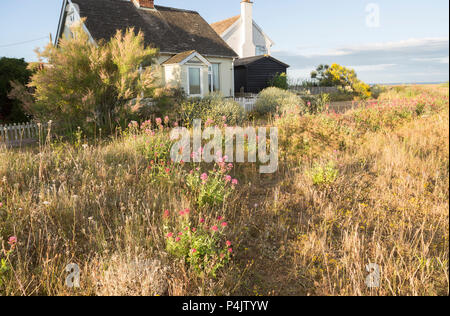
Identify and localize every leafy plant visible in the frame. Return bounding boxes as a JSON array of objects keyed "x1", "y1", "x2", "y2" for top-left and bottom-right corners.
[
  {"x1": 176, "y1": 93, "x2": 245, "y2": 128},
  {"x1": 164, "y1": 210, "x2": 233, "y2": 277},
  {"x1": 302, "y1": 93, "x2": 330, "y2": 114},
  {"x1": 0, "y1": 57, "x2": 31, "y2": 123},
  {"x1": 415, "y1": 102, "x2": 426, "y2": 116},
  {"x1": 308, "y1": 161, "x2": 339, "y2": 186},
  {"x1": 311, "y1": 63, "x2": 371, "y2": 99},
  {"x1": 253, "y1": 87, "x2": 305, "y2": 117},
  {"x1": 268, "y1": 72, "x2": 288, "y2": 90},
  {"x1": 185, "y1": 162, "x2": 237, "y2": 208}
]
